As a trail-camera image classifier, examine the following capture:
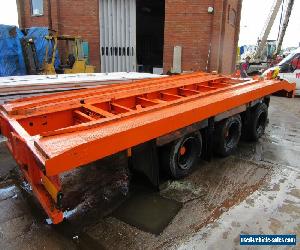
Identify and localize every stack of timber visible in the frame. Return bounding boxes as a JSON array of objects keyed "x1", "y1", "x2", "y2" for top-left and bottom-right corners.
[{"x1": 0, "y1": 72, "x2": 165, "y2": 104}]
